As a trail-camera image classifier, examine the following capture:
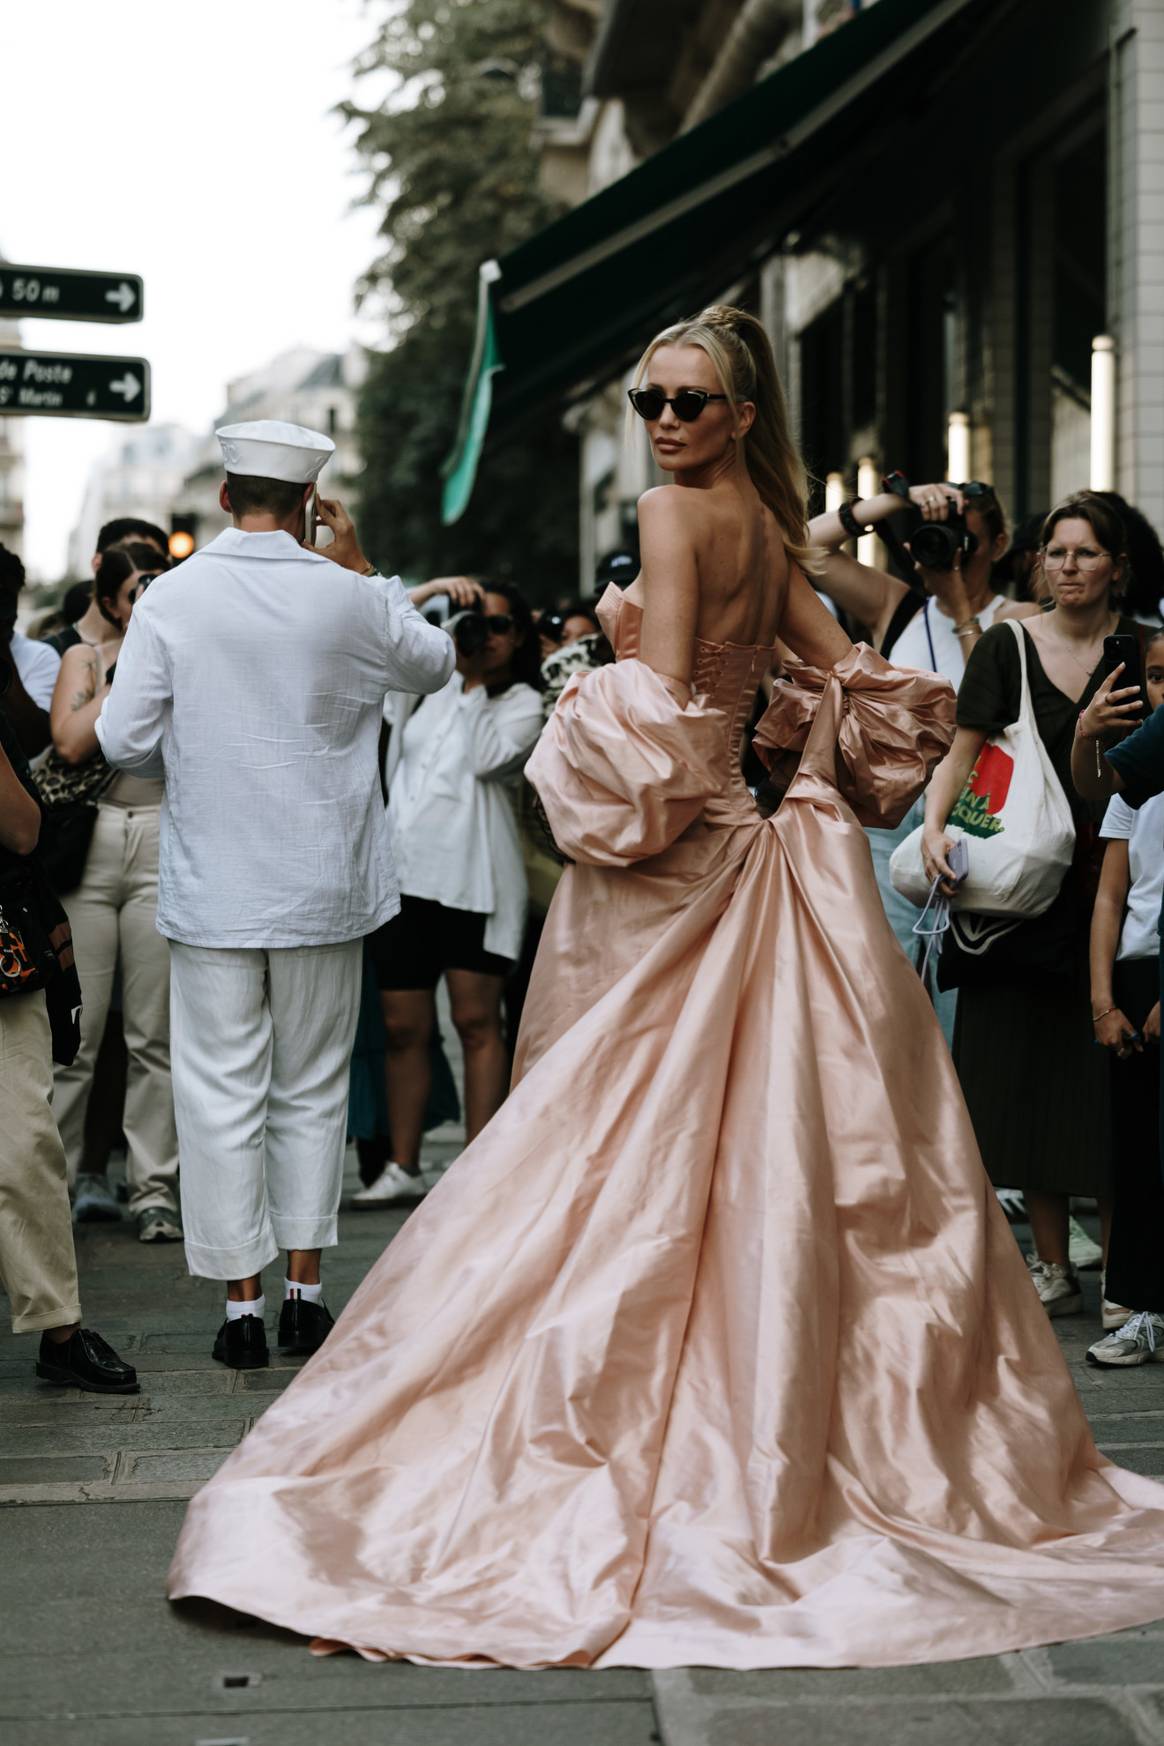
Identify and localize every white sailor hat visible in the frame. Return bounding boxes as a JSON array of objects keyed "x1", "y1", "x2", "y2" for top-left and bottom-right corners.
[{"x1": 215, "y1": 420, "x2": 335, "y2": 484}]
